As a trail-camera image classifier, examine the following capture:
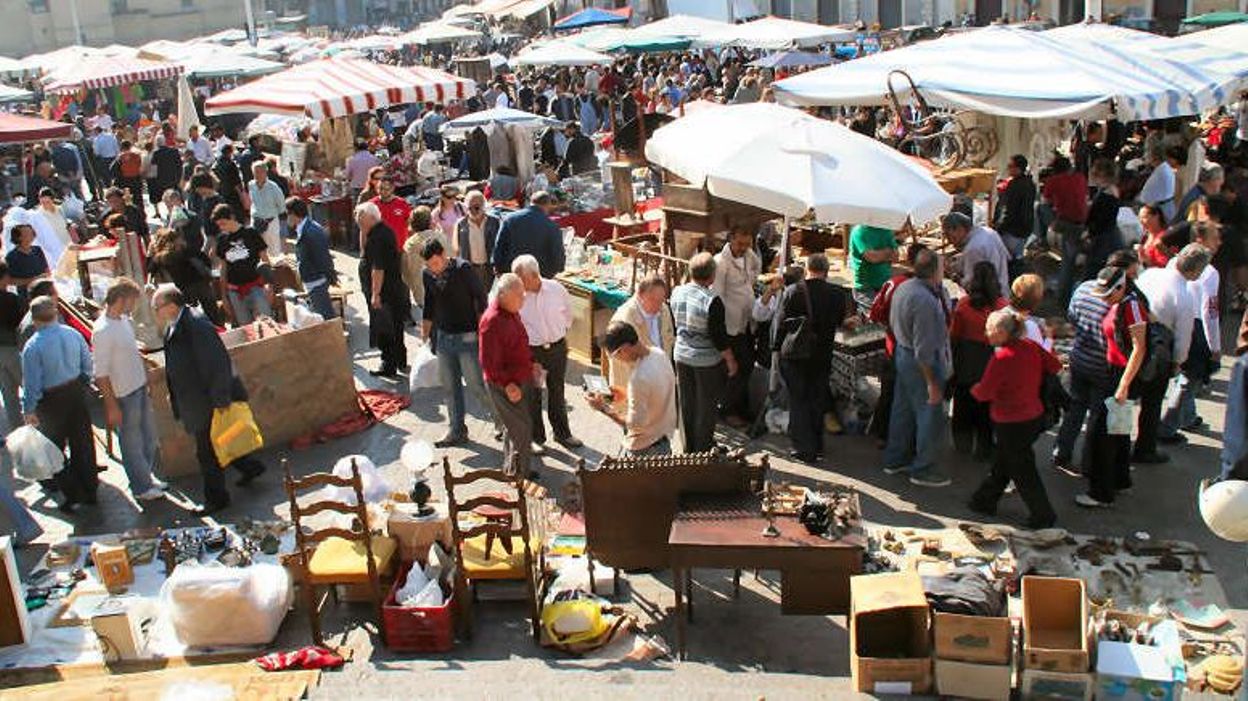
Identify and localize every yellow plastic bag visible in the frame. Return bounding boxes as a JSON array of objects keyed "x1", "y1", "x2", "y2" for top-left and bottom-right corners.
[
  {"x1": 540, "y1": 597, "x2": 609, "y2": 647},
  {"x1": 210, "y1": 402, "x2": 264, "y2": 467}
]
